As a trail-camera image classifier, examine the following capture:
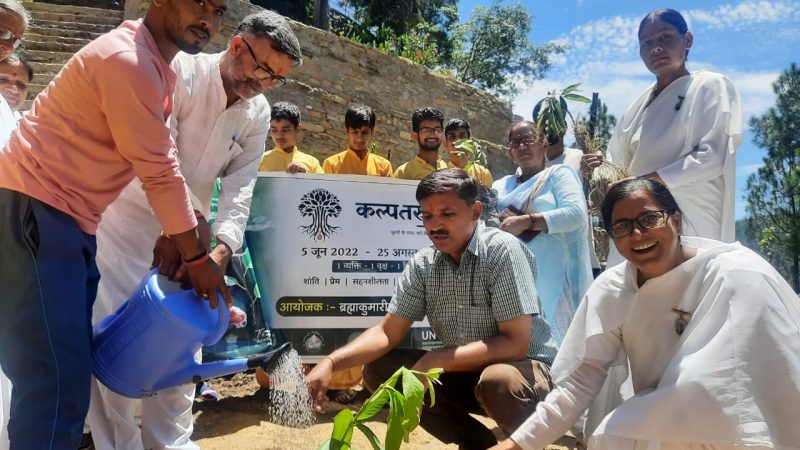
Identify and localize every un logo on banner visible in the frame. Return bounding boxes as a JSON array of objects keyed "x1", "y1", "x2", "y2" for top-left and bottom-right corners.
[{"x1": 298, "y1": 188, "x2": 342, "y2": 242}]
